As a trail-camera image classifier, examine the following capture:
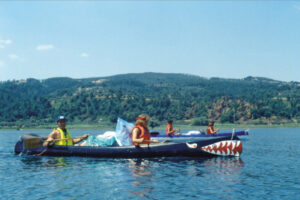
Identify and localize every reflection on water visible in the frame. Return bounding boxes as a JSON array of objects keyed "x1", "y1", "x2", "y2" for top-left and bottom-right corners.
[
  {"x1": 3, "y1": 129, "x2": 300, "y2": 199},
  {"x1": 128, "y1": 159, "x2": 155, "y2": 198},
  {"x1": 130, "y1": 159, "x2": 152, "y2": 179},
  {"x1": 21, "y1": 156, "x2": 69, "y2": 169},
  {"x1": 203, "y1": 157, "x2": 244, "y2": 183},
  {"x1": 16, "y1": 155, "x2": 244, "y2": 199},
  {"x1": 125, "y1": 157, "x2": 244, "y2": 199},
  {"x1": 203, "y1": 157, "x2": 244, "y2": 170}
]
